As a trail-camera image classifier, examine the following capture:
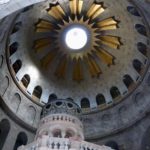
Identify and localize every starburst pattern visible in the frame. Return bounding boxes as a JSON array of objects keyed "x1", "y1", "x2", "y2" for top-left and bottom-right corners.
[{"x1": 34, "y1": 0, "x2": 121, "y2": 82}]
